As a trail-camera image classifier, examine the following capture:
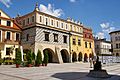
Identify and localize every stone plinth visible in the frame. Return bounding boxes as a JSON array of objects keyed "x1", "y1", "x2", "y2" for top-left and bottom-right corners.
[{"x1": 87, "y1": 70, "x2": 110, "y2": 78}]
